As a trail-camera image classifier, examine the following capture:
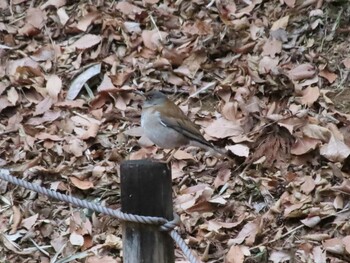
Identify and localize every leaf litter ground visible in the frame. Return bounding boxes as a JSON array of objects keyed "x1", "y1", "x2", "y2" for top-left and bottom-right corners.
[{"x1": 1, "y1": 0, "x2": 350, "y2": 262}]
